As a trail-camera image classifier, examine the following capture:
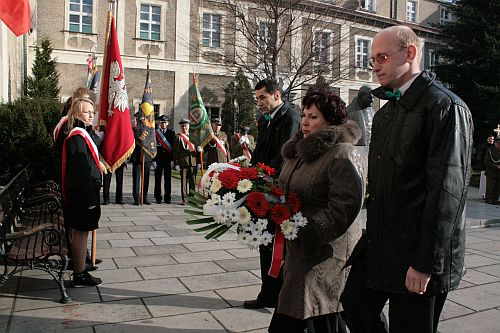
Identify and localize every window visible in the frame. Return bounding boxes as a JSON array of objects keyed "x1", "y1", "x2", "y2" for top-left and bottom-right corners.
[
  {"x1": 356, "y1": 38, "x2": 370, "y2": 69},
  {"x1": 206, "y1": 106, "x2": 220, "y2": 119},
  {"x1": 314, "y1": 31, "x2": 331, "y2": 63},
  {"x1": 440, "y1": 7, "x2": 450, "y2": 24},
  {"x1": 360, "y1": 0, "x2": 376, "y2": 12},
  {"x1": 202, "y1": 13, "x2": 221, "y2": 48},
  {"x1": 140, "y1": 4, "x2": 161, "y2": 40},
  {"x1": 428, "y1": 49, "x2": 437, "y2": 68},
  {"x1": 258, "y1": 21, "x2": 269, "y2": 50},
  {"x1": 69, "y1": 0, "x2": 93, "y2": 33},
  {"x1": 406, "y1": 1, "x2": 417, "y2": 22}
]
